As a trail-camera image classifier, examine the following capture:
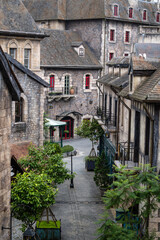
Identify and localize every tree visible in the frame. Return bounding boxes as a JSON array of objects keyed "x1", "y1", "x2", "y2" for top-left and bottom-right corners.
[
  {"x1": 18, "y1": 142, "x2": 72, "y2": 186},
  {"x1": 76, "y1": 119, "x2": 104, "y2": 155},
  {"x1": 11, "y1": 172, "x2": 57, "y2": 226},
  {"x1": 97, "y1": 165, "x2": 160, "y2": 240}
]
